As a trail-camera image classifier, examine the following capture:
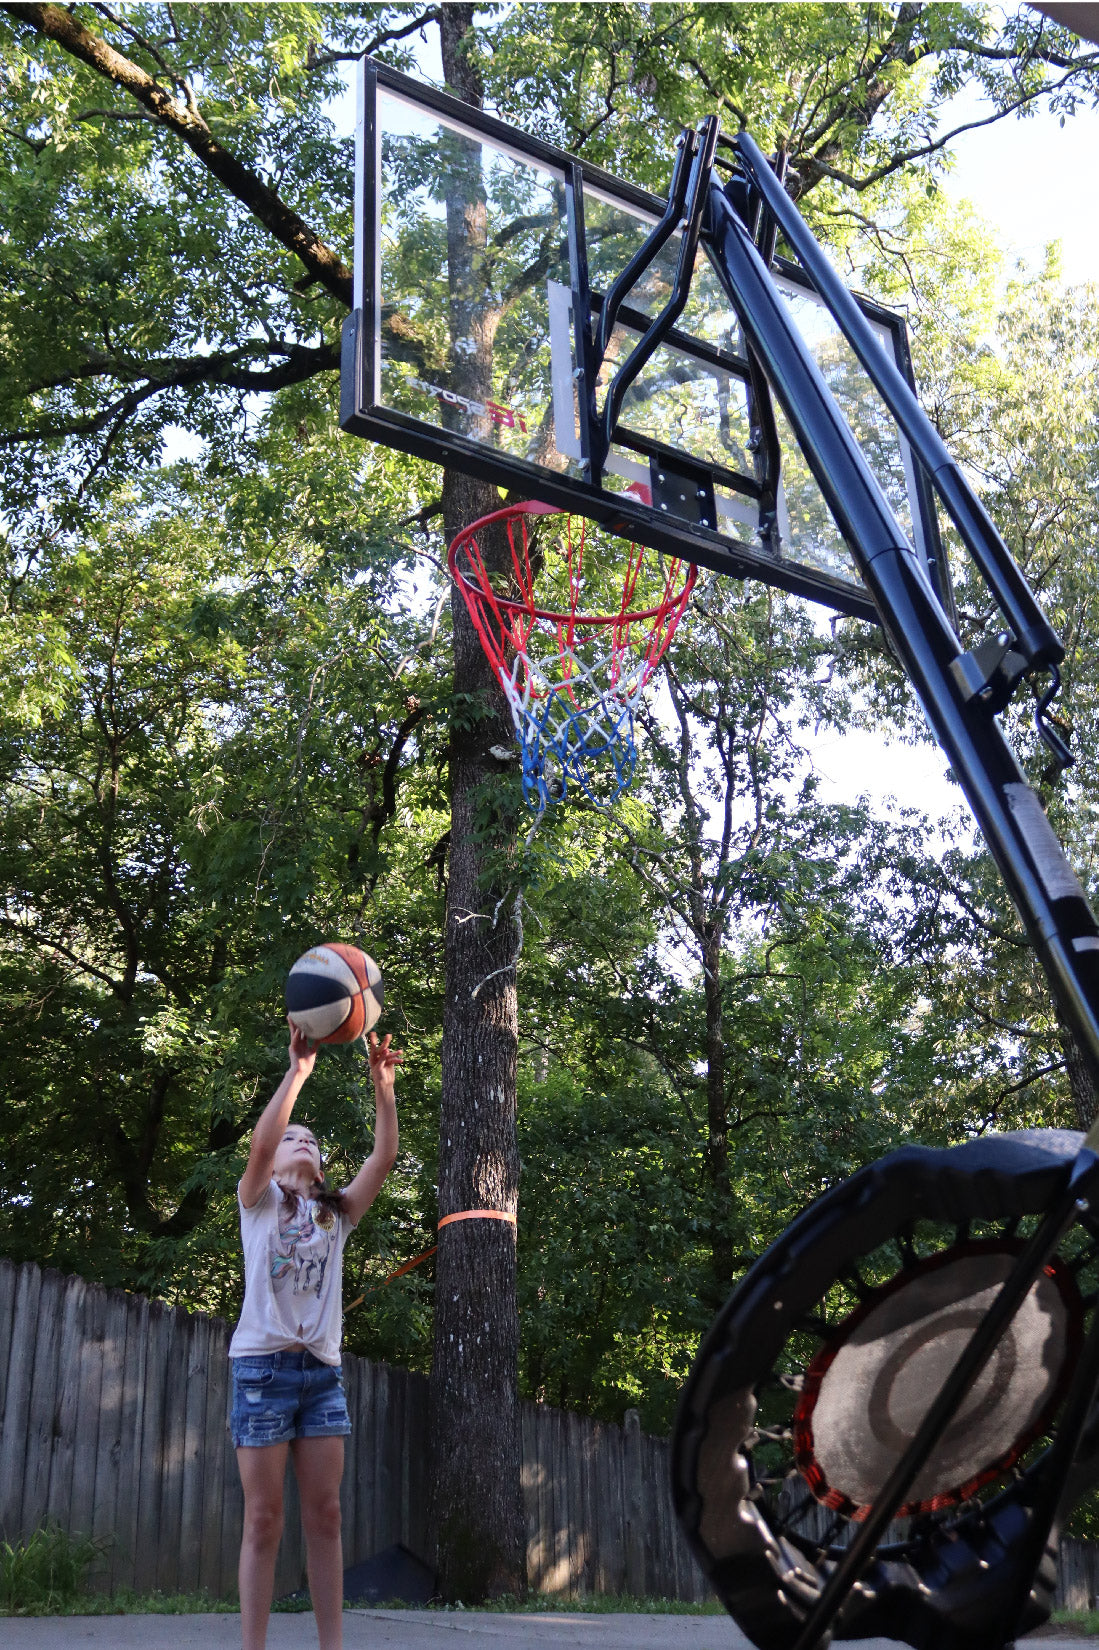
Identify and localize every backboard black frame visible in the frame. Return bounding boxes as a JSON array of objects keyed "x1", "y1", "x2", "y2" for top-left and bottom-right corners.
[{"x1": 340, "y1": 59, "x2": 945, "y2": 625}]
